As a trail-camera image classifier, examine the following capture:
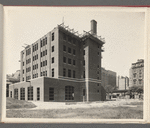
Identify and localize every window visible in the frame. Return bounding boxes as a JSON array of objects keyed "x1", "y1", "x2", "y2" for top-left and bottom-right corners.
[
  {"x1": 37, "y1": 64, "x2": 38, "y2": 69},
  {"x1": 14, "y1": 88, "x2": 18, "y2": 99},
  {"x1": 41, "y1": 62, "x2": 42, "y2": 67},
  {"x1": 52, "y1": 57, "x2": 54, "y2": 63},
  {"x1": 49, "y1": 87, "x2": 54, "y2": 100},
  {"x1": 41, "y1": 72, "x2": 43, "y2": 76},
  {"x1": 43, "y1": 39, "x2": 45, "y2": 46},
  {"x1": 37, "y1": 43, "x2": 38, "y2": 50},
  {"x1": 83, "y1": 60, "x2": 85, "y2": 66},
  {"x1": 97, "y1": 83, "x2": 99, "y2": 86},
  {"x1": 68, "y1": 58, "x2": 71, "y2": 64},
  {"x1": 43, "y1": 51, "x2": 45, "y2": 56},
  {"x1": 98, "y1": 52, "x2": 99, "y2": 55},
  {"x1": 52, "y1": 33, "x2": 54, "y2": 41},
  {"x1": 33, "y1": 65, "x2": 34, "y2": 70},
  {"x1": 97, "y1": 77, "x2": 99, "y2": 80},
  {"x1": 23, "y1": 70, "x2": 24, "y2": 74},
  {"x1": 97, "y1": 71, "x2": 99, "y2": 74},
  {"x1": 22, "y1": 77, "x2": 24, "y2": 81},
  {"x1": 133, "y1": 73, "x2": 136, "y2": 78},
  {"x1": 28, "y1": 86, "x2": 33, "y2": 100},
  {"x1": 83, "y1": 71, "x2": 85, "y2": 78},
  {"x1": 45, "y1": 71, "x2": 47, "y2": 76},
  {"x1": 20, "y1": 88, "x2": 25, "y2": 100},
  {"x1": 83, "y1": 50, "x2": 85, "y2": 55},
  {"x1": 63, "y1": 57, "x2": 66, "y2": 63},
  {"x1": 52, "y1": 46, "x2": 54, "y2": 52},
  {"x1": 43, "y1": 61, "x2": 45, "y2": 66},
  {"x1": 33, "y1": 56, "x2": 35, "y2": 61},
  {"x1": 63, "y1": 68, "x2": 66, "y2": 77},
  {"x1": 33, "y1": 45, "x2": 35, "y2": 52},
  {"x1": 10, "y1": 91, "x2": 12, "y2": 98},
  {"x1": 63, "y1": 45, "x2": 66, "y2": 52},
  {"x1": 37, "y1": 88, "x2": 40, "y2": 101},
  {"x1": 52, "y1": 68, "x2": 54, "y2": 77},
  {"x1": 37, "y1": 73, "x2": 38, "y2": 77},
  {"x1": 41, "y1": 40, "x2": 43, "y2": 47},
  {"x1": 45, "y1": 37, "x2": 47, "y2": 45},
  {"x1": 33, "y1": 74, "x2": 34, "y2": 78},
  {"x1": 73, "y1": 49, "x2": 76, "y2": 55},
  {"x1": 23, "y1": 62, "x2": 24, "y2": 66},
  {"x1": 43, "y1": 71, "x2": 45, "y2": 76},
  {"x1": 41, "y1": 52, "x2": 42, "y2": 57},
  {"x1": 45, "y1": 50, "x2": 47, "y2": 55},
  {"x1": 139, "y1": 79, "x2": 142, "y2": 84},
  {"x1": 73, "y1": 70, "x2": 76, "y2": 78},
  {"x1": 97, "y1": 65, "x2": 99, "y2": 68},
  {"x1": 73, "y1": 60, "x2": 76, "y2": 66},
  {"x1": 45, "y1": 60, "x2": 47, "y2": 66},
  {"x1": 65, "y1": 86, "x2": 74, "y2": 100},
  {"x1": 68, "y1": 47, "x2": 71, "y2": 54},
  {"x1": 97, "y1": 90, "x2": 99, "y2": 93},
  {"x1": 68, "y1": 69, "x2": 71, "y2": 77},
  {"x1": 133, "y1": 79, "x2": 136, "y2": 85}
]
